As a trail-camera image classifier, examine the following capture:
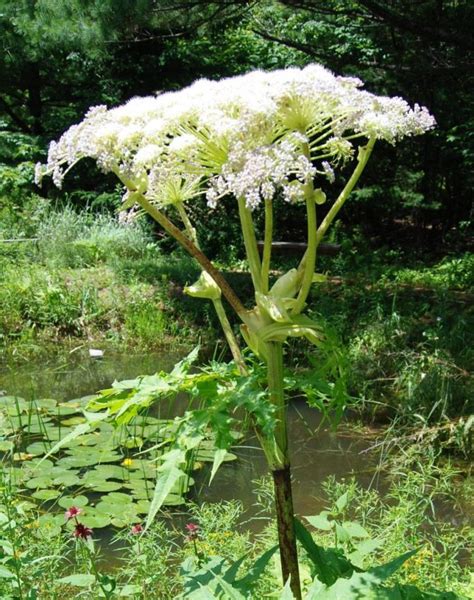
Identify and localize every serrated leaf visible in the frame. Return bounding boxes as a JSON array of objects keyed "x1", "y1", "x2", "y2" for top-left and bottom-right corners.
[
  {"x1": 294, "y1": 518, "x2": 355, "y2": 585},
  {"x1": 213, "y1": 576, "x2": 246, "y2": 599},
  {"x1": 235, "y1": 545, "x2": 278, "y2": 592},
  {"x1": 145, "y1": 451, "x2": 186, "y2": 530},
  {"x1": 369, "y1": 549, "x2": 418, "y2": 581},
  {"x1": 37, "y1": 422, "x2": 91, "y2": 464}
]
